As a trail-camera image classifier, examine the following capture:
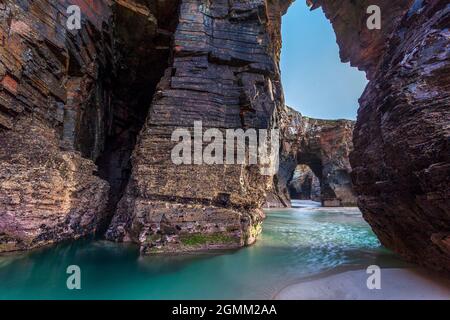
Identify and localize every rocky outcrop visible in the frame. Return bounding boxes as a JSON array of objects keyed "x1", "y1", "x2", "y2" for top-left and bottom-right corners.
[
  {"x1": 0, "y1": 0, "x2": 114, "y2": 251},
  {"x1": 266, "y1": 106, "x2": 357, "y2": 207},
  {"x1": 310, "y1": 0, "x2": 449, "y2": 272},
  {"x1": 0, "y1": 0, "x2": 285, "y2": 253},
  {"x1": 0, "y1": 0, "x2": 179, "y2": 251},
  {"x1": 105, "y1": 0, "x2": 286, "y2": 253},
  {"x1": 349, "y1": 1, "x2": 450, "y2": 272}
]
